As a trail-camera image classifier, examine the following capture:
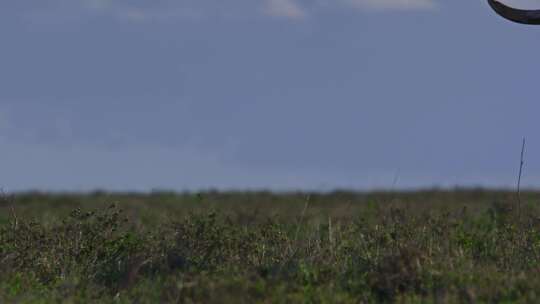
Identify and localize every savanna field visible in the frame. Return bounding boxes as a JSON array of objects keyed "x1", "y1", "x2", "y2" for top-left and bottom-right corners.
[{"x1": 3, "y1": 190, "x2": 540, "y2": 303}]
